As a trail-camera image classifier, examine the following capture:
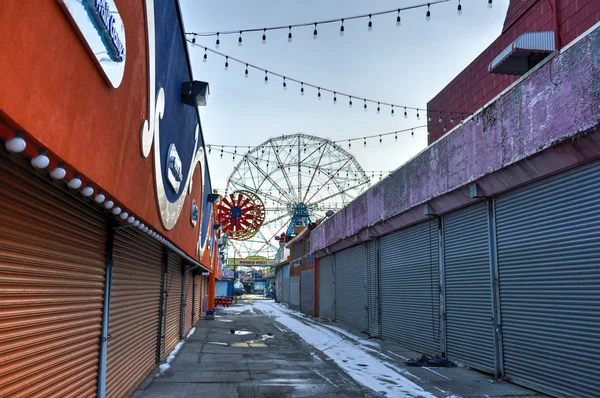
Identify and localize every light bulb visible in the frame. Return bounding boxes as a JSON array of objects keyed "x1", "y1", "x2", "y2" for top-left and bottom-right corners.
[
  {"x1": 313, "y1": 23, "x2": 318, "y2": 39},
  {"x1": 51, "y1": 167, "x2": 66, "y2": 180},
  {"x1": 288, "y1": 29, "x2": 292, "y2": 43},
  {"x1": 245, "y1": 65, "x2": 249, "y2": 78},
  {"x1": 457, "y1": 3, "x2": 462, "y2": 15},
  {"x1": 112, "y1": 206, "x2": 121, "y2": 215},
  {"x1": 203, "y1": 52, "x2": 207, "y2": 63},
  {"x1": 488, "y1": 0, "x2": 492, "y2": 8},
  {"x1": 68, "y1": 177, "x2": 82, "y2": 189},
  {"x1": 340, "y1": 25, "x2": 345, "y2": 36},
  {"x1": 95, "y1": 193, "x2": 105, "y2": 203},
  {"x1": 368, "y1": 16, "x2": 373, "y2": 32},
  {"x1": 5, "y1": 135, "x2": 26, "y2": 153},
  {"x1": 238, "y1": 35, "x2": 243, "y2": 46},
  {"x1": 120, "y1": 211, "x2": 128, "y2": 219},
  {"x1": 104, "y1": 200, "x2": 114, "y2": 209},
  {"x1": 396, "y1": 11, "x2": 401, "y2": 27},
  {"x1": 349, "y1": 97, "x2": 353, "y2": 108},
  {"x1": 31, "y1": 153, "x2": 50, "y2": 169},
  {"x1": 262, "y1": 29, "x2": 267, "y2": 44},
  {"x1": 82, "y1": 186, "x2": 94, "y2": 197}
]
